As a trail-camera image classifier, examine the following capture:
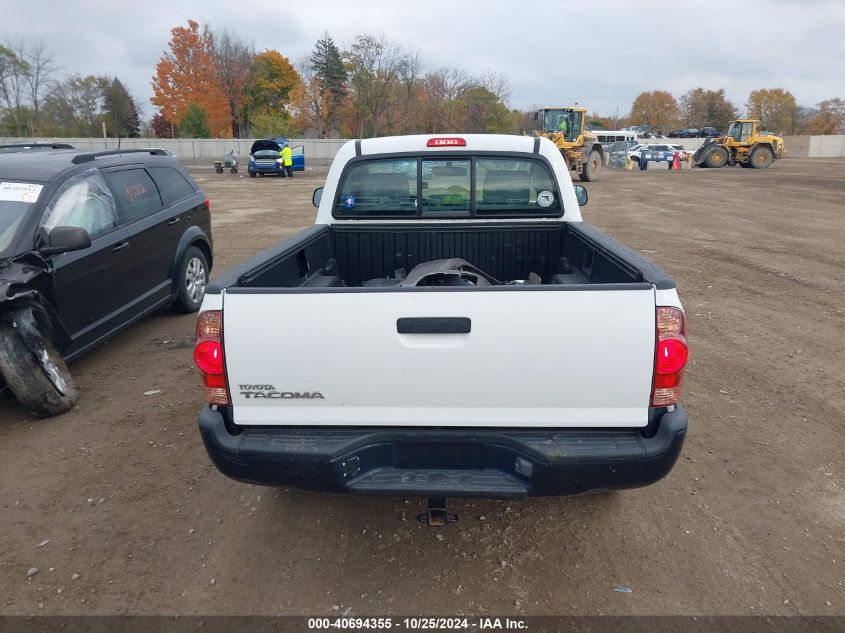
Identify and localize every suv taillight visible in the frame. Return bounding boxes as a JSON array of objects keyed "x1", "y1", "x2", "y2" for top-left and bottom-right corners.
[
  {"x1": 651, "y1": 307, "x2": 688, "y2": 407},
  {"x1": 194, "y1": 310, "x2": 229, "y2": 405}
]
